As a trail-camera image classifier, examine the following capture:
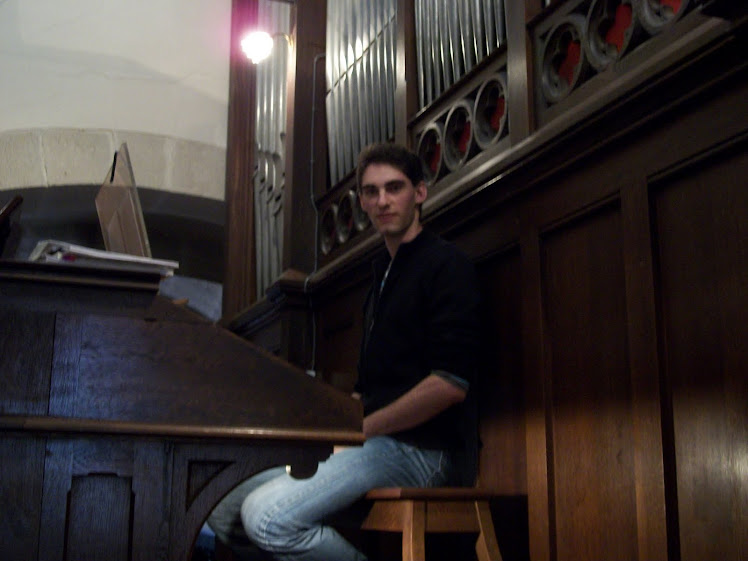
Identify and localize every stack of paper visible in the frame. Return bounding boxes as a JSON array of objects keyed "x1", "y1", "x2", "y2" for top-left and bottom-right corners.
[{"x1": 29, "y1": 239, "x2": 178, "y2": 277}]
